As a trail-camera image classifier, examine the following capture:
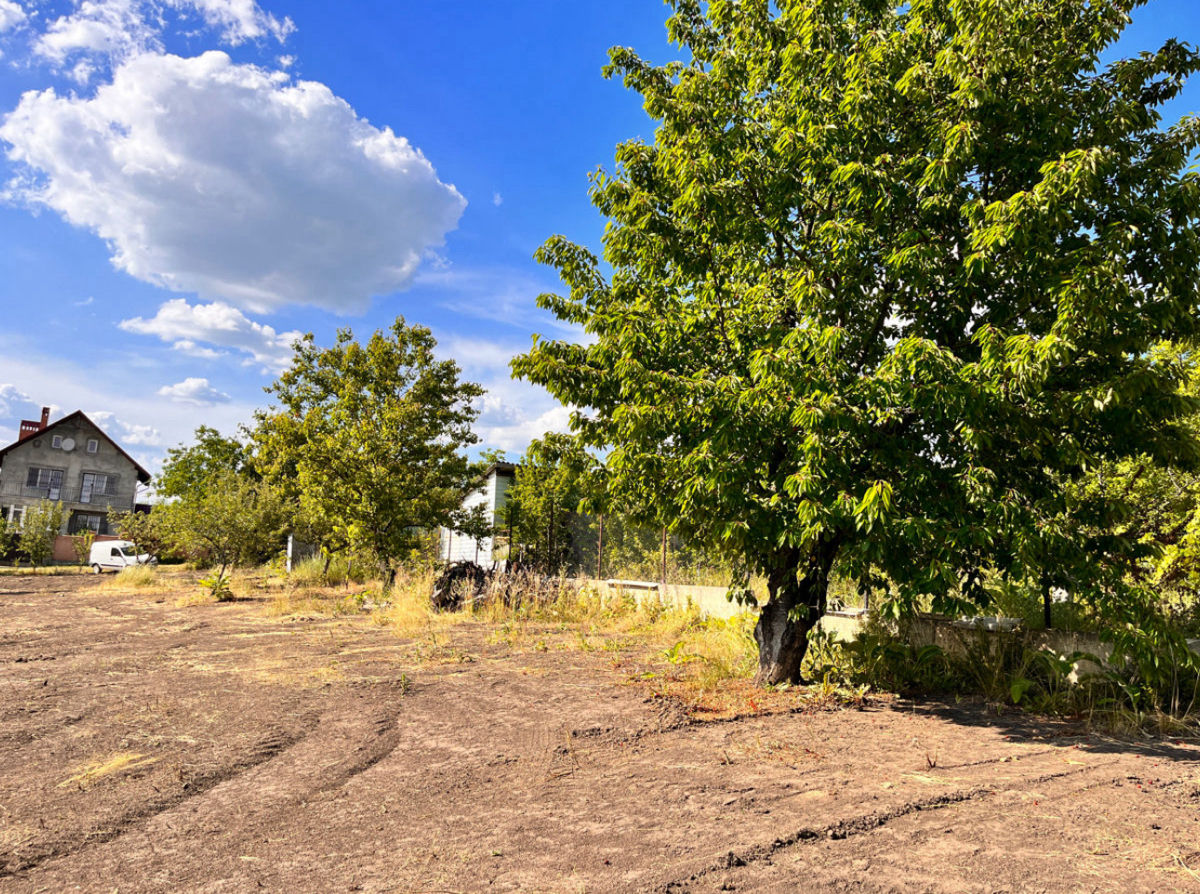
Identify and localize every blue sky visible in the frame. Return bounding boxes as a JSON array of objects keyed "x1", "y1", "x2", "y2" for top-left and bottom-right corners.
[{"x1": 0, "y1": 0, "x2": 1197, "y2": 479}]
